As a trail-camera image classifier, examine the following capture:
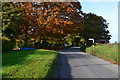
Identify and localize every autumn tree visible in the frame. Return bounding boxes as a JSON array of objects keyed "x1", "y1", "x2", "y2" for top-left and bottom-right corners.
[
  {"x1": 2, "y1": 2, "x2": 111, "y2": 49},
  {"x1": 14, "y1": 2, "x2": 84, "y2": 45}
]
